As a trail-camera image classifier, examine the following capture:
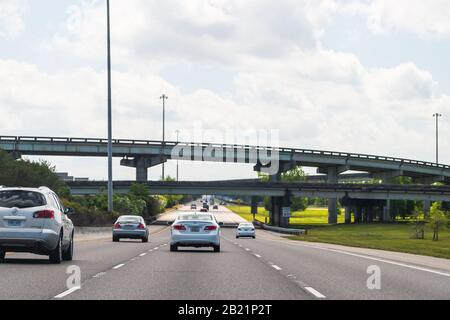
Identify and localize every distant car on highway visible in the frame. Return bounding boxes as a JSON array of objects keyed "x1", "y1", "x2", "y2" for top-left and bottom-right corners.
[
  {"x1": 213, "y1": 204, "x2": 219, "y2": 210},
  {"x1": 200, "y1": 208, "x2": 208, "y2": 212},
  {"x1": 170, "y1": 213, "x2": 222, "y2": 252},
  {"x1": 191, "y1": 203, "x2": 197, "y2": 210},
  {"x1": 0, "y1": 187, "x2": 75, "y2": 264},
  {"x1": 236, "y1": 222, "x2": 256, "y2": 239},
  {"x1": 202, "y1": 203, "x2": 209, "y2": 210},
  {"x1": 113, "y1": 215, "x2": 149, "y2": 243}
]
